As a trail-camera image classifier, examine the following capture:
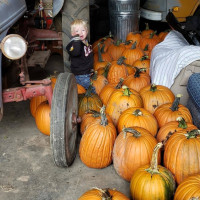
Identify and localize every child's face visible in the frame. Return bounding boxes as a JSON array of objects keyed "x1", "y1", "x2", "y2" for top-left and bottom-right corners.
[{"x1": 72, "y1": 25, "x2": 88, "y2": 41}]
